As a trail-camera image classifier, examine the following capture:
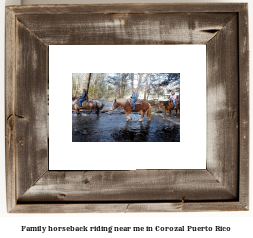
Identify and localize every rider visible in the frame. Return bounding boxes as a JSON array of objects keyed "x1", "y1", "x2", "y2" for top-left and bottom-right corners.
[
  {"x1": 170, "y1": 91, "x2": 177, "y2": 109},
  {"x1": 79, "y1": 89, "x2": 87, "y2": 108},
  {"x1": 131, "y1": 89, "x2": 138, "y2": 111}
]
